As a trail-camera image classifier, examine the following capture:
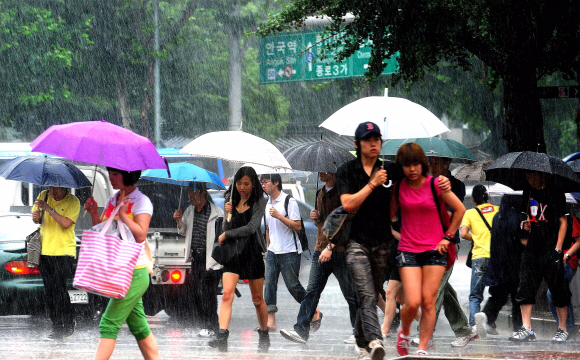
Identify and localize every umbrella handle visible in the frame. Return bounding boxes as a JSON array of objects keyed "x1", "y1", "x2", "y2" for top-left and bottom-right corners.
[
  {"x1": 382, "y1": 180, "x2": 393, "y2": 188},
  {"x1": 226, "y1": 201, "x2": 232, "y2": 222}
]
